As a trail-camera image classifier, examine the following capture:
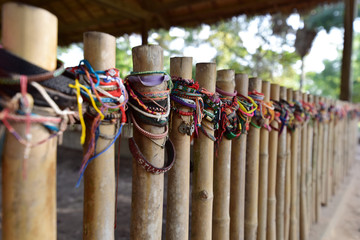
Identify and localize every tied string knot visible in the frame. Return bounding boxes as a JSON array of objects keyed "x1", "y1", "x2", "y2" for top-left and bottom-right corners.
[
  {"x1": 236, "y1": 94, "x2": 257, "y2": 133},
  {"x1": 215, "y1": 87, "x2": 241, "y2": 143},
  {"x1": 328, "y1": 105, "x2": 335, "y2": 121},
  {"x1": 248, "y1": 90, "x2": 274, "y2": 131},
  {"x1": 271, "y1": 100, "x2": 288, "y2": 134},
  {"x1": 126, "y1": 72, "x2": 176, "y2": 177},
  {"x1": 170, "y1": 76, "x2": 203, "y2": 136},
  {"x1": 318, "y1": 102, "x2": 328, "y2": 123},
  {"x1": 67, "y1": 60, "x2": 128, "y2": 187},
  {"x1": 124, "y1": 71, "x2": 171, "y2": 127},
  {"x1": 301, "y1": 100, "x2": 318, "y2": 121},
  {"x1": 335, "y1": 106, "x2": 346, "y2": 120},
  {"x1": 279, "y1": 100, "x2": 296, "y2": 132},
  {"x1": 293, "y1": 100, "x2": 305, "y2": 123},
  {"x1": 0, "y1": 75, "x2": 73, "y2": 178},
  {"x1": 198, "y1": 88, "x2": 221, "y2": 142}
]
